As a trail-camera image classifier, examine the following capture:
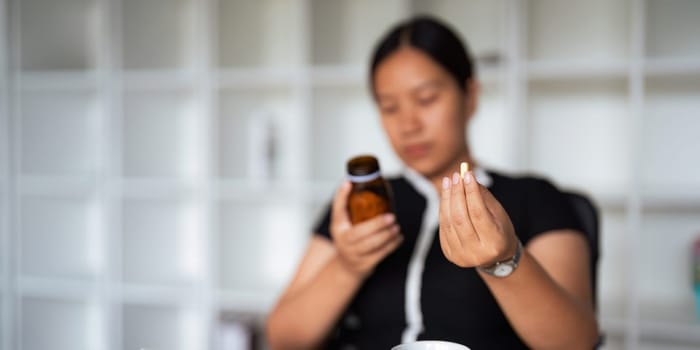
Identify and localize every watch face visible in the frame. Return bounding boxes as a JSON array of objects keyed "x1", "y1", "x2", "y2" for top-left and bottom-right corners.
[{"x1": 494, "y1": 264, "x2": 513, "y2": 277}]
